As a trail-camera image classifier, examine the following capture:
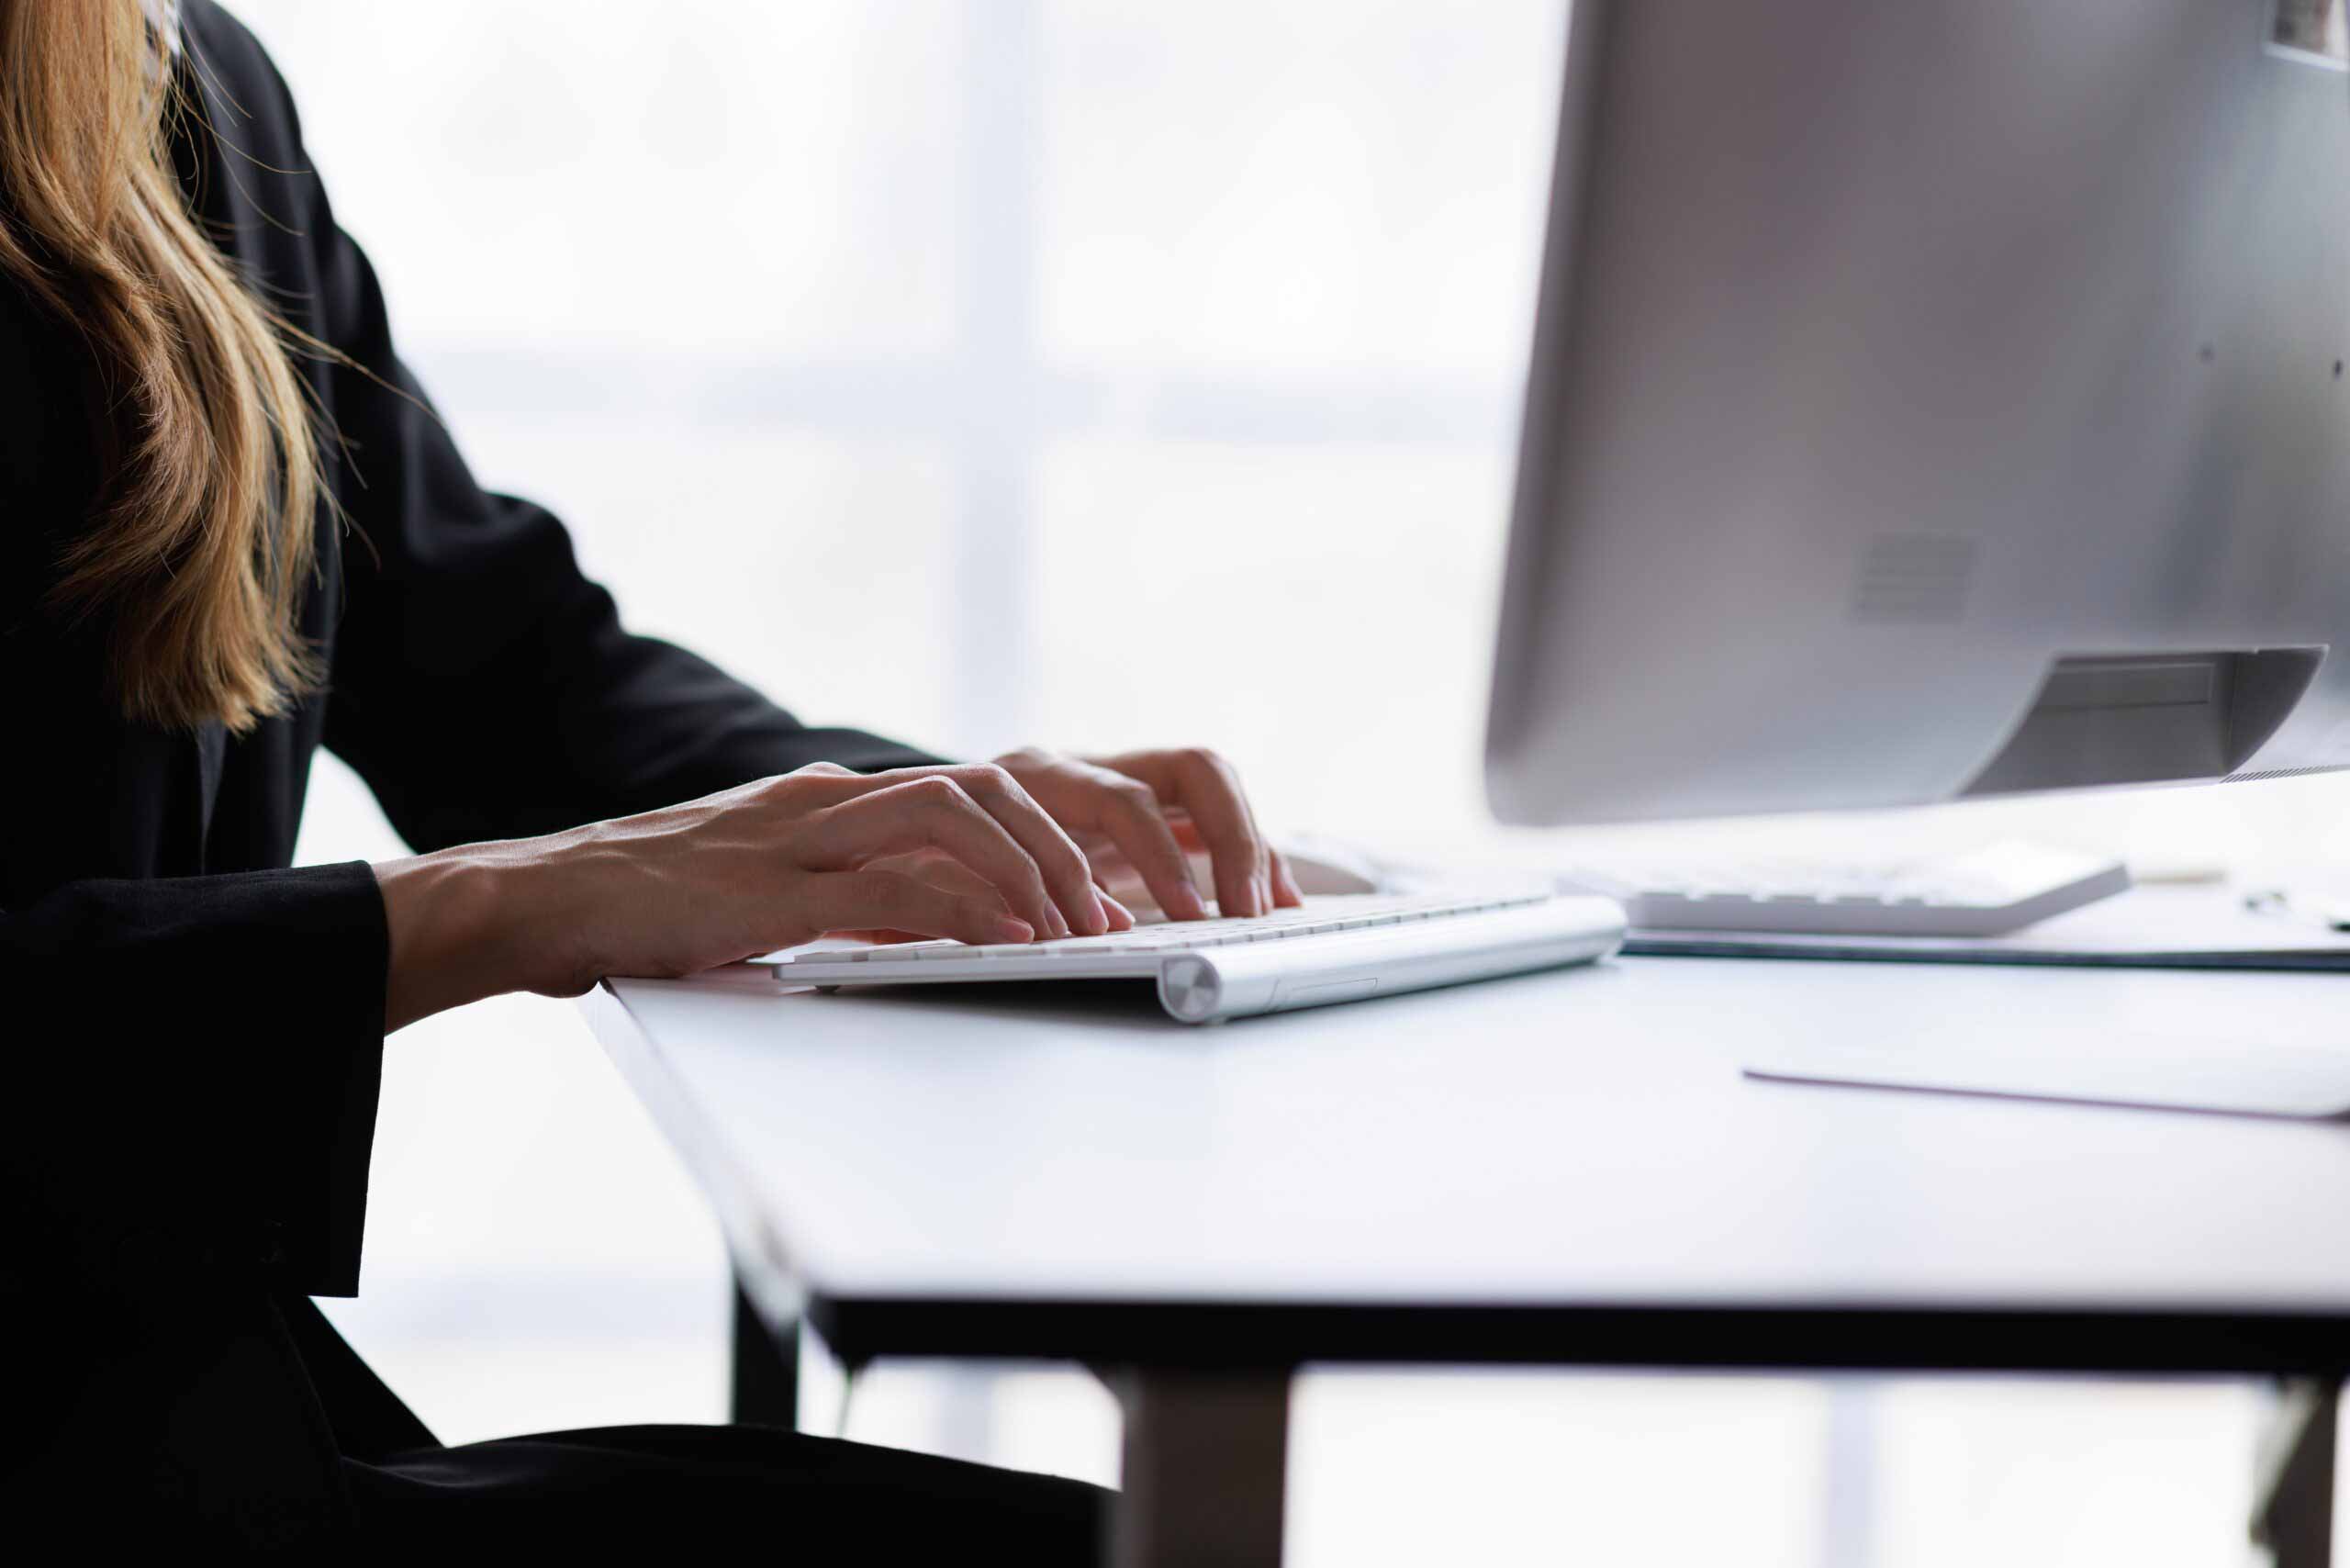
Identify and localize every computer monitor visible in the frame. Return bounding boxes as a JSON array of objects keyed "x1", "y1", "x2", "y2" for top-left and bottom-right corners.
[{"x1": 1485, "y1": 0, "x2": 2350, "y2": 825}]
